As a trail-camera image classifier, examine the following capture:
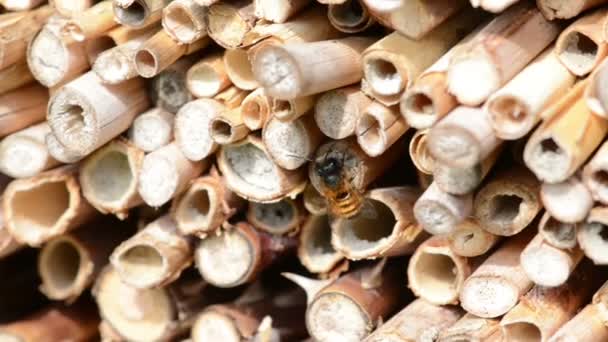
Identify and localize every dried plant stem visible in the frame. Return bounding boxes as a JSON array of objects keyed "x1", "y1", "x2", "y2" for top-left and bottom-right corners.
[
  {"x1": 113, "y1": 0, "x2": 171, "y2": 28},
  {"x1": 315, "y1": 86, "x2": 372, "y2": 140},
  {"x1": 521, "y1": 233, "x2": 584, "y2": 287},
  {"x1": 414, "y1": 182, "x2": 473, "y2": 236},
  {"x1": 263, "y1": 115, "x2": 323, "y2": 170},
  {"x1": 449, "y1": 218, "x2": 500, "y2": 257},
  {"x1": 439, "y1": 314, "x2": 502, "y2": 342},
  {"x1": 128, "y1": 107, "x2": 174, "y2": 152},
  {"x1": 162, "y1": 0, "x2": 208, "y2": 44}
]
